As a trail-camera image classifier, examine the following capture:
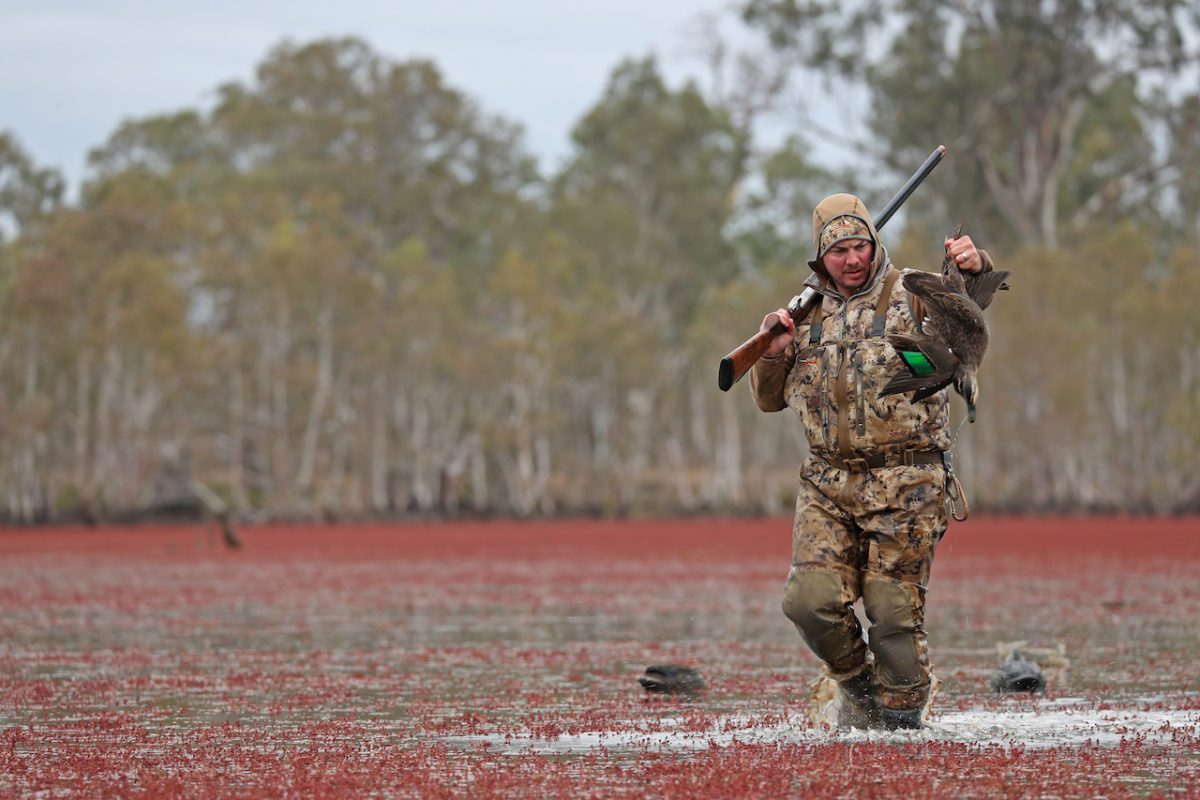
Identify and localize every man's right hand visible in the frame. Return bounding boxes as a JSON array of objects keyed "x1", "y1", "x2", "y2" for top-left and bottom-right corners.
[{"x1": 760, "y1": 307, "x2": 796, "y2": 356}]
